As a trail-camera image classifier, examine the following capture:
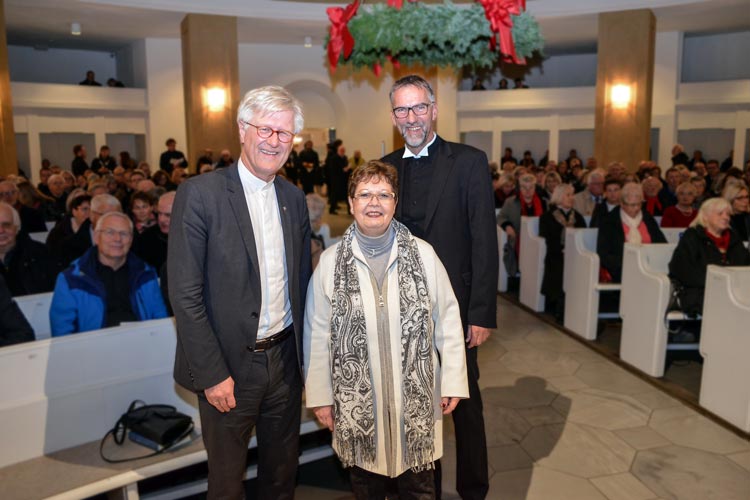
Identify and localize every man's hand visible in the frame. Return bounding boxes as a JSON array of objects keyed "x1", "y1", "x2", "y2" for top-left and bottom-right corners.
[
  {"x1": 204, "y1": 376, "x2": 236, "y2": 413},
  {"x1": 467, "y1": 325, "x2": 492, "y2": 348},
  {"x1": 313, "y1": 405, "x2": 335, "y2": 431},
  {"x1": 441, "y1": 397, "x2": 461, "y2": 415},
  {"x1": 505, "y1": 226, "x2": 517, "y2": 240}
]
